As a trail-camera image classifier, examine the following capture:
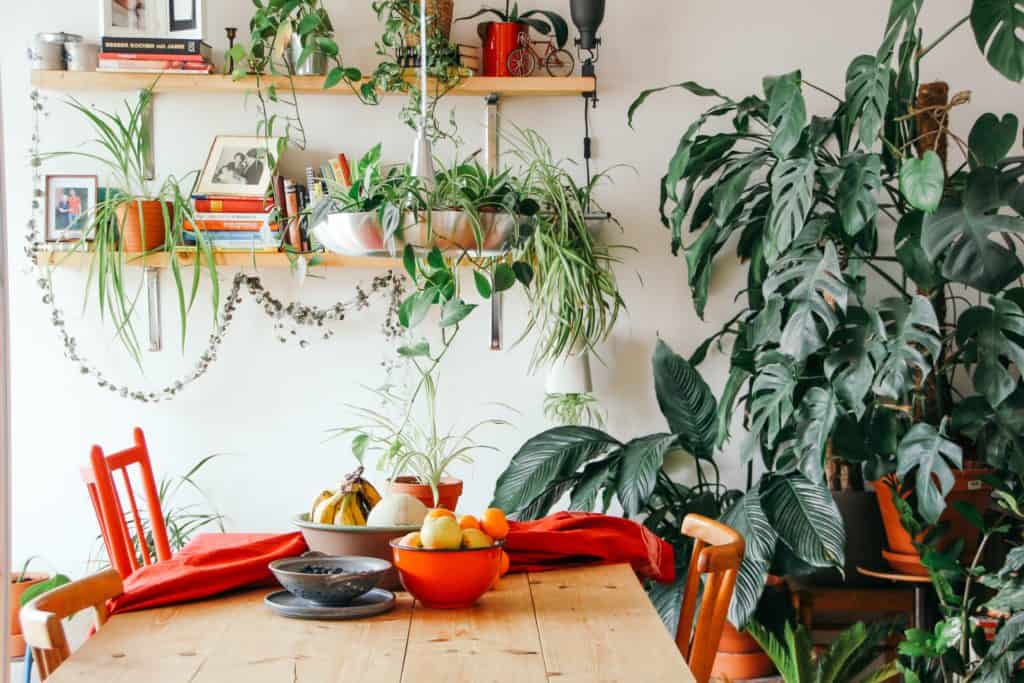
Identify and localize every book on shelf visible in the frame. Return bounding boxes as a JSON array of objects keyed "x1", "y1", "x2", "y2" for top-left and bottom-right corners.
[
  {"x1": 98, "y1": 59, "x2": 212, "y2": 72},
  {"x1": 193, "y1": 197, "x2": 273, "y2": 213},
  {"x1": 186, "y1": 216, "x2": 274, "y2": 232},
  {"x1": 98, "y1": 52, "x2": 208, "y2": 63},
  {"x1": 101, "y1": 36, "x2": 213, "y2": 59}
]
